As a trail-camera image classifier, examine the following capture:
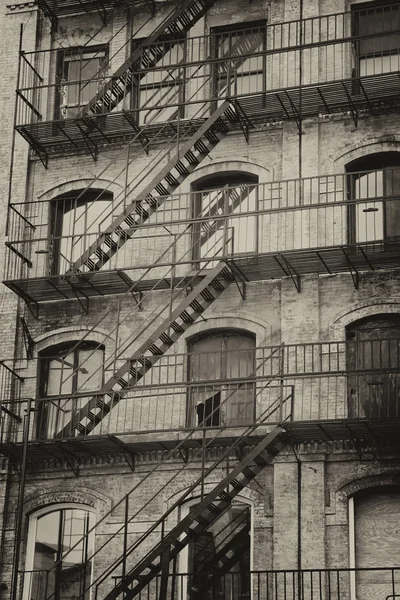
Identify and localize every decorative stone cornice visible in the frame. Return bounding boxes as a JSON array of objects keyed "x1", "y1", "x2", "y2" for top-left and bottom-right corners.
[{"x1": 6, "y1": 0, "x2": 37, "y2": 13}]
